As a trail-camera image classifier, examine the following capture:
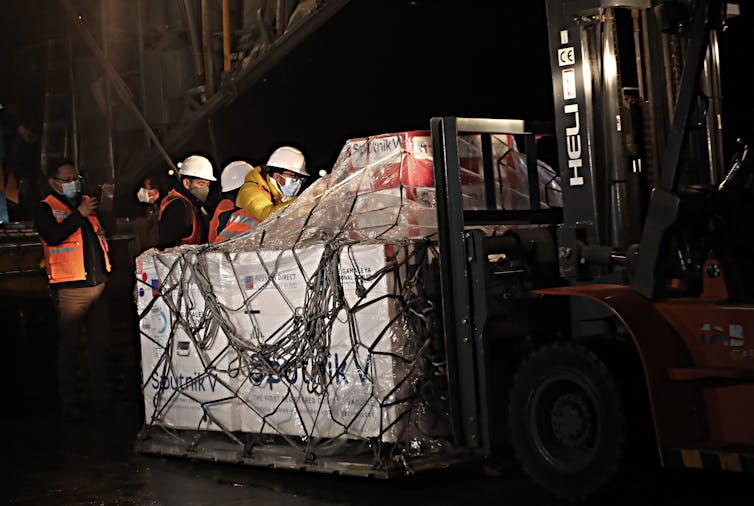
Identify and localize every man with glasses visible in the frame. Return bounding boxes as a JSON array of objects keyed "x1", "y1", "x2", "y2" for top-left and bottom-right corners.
[
  {"x1": 216, "y1": 146, "x2": 308, "y2": 242},
  {"x1": 33, "y1": 158, "x2": 112, "y2": 421}
]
